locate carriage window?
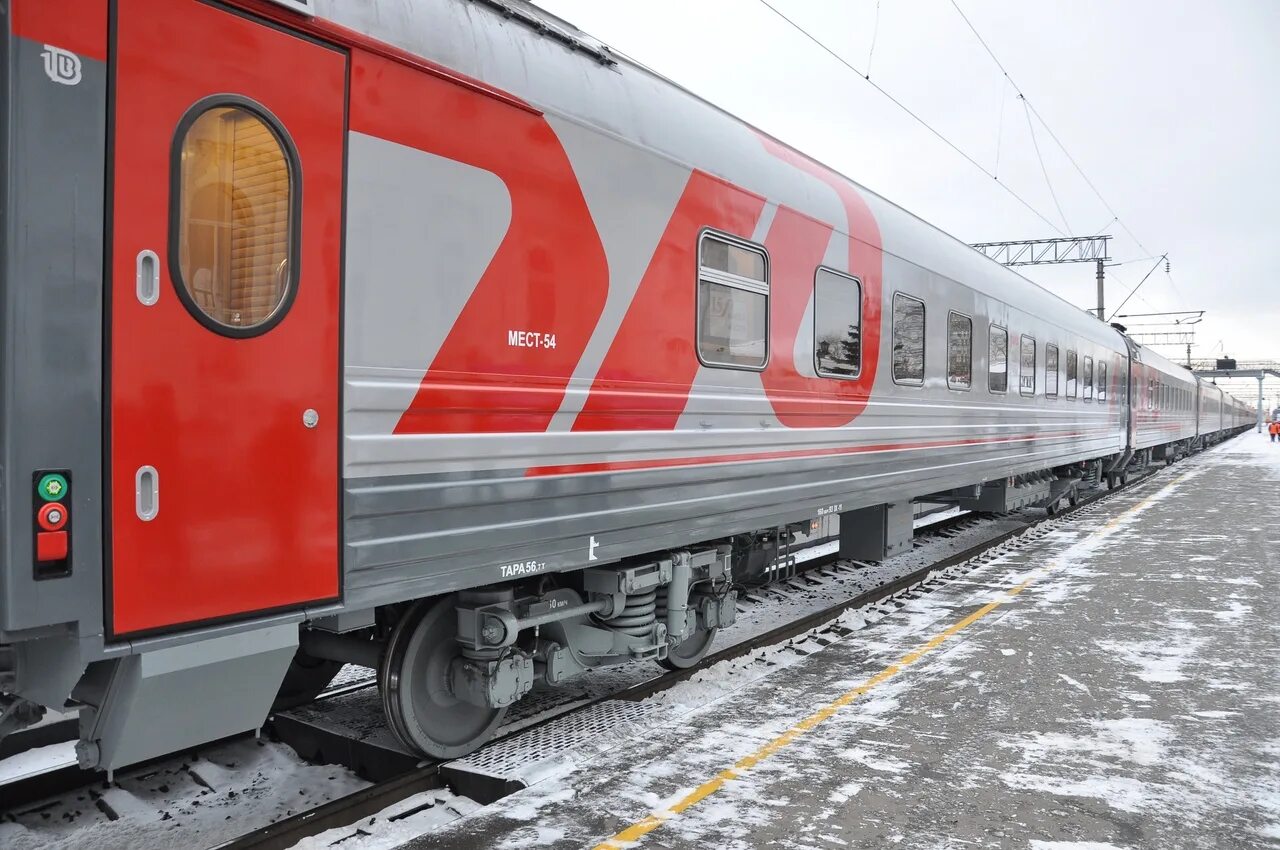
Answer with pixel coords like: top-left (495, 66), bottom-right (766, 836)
top-left (1065, 350), bottom-right (1078, 398)
top-left (988, 325), bottom-right (1008, 393)
top-left (697, 233), bottom-right (768, 369)
top-left (1083, 356), bottom-right (1094, 400)
top-left (946, 312), bottom-right (972, 390)
top-left (1098, 362), bottom-right (1107, 401)
top-left (814, 269), bottom-right (862, 378)
top-left (1045, 344), bottom-right (1059, 398)
top-left (892, 294), bottom-right (925, 385)
top-left (175, 103), bottom-right (297, 334)
top-left (1019, 335), bottom-right (1036, 396)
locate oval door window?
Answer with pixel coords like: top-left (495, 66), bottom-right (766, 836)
top-left (171, 98), bottom-right (300, 336)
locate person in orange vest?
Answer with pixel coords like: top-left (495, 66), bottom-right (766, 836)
top-left (1270, 421), bottom-right (1279, 442)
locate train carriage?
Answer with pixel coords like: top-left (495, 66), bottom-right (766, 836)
top-left (1199, 380), bottom-right (1225, 442)
top-left (1128, 343), bottom-right (1199, 462)
top-left (0, 0), bottom-right (1253, 768)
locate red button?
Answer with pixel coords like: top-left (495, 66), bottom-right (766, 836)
top-left (36, 530), bottom-right (68, 562)
top-left (38, 502), bottom-right (68, 531)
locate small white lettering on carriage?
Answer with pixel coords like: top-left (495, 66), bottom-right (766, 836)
top-left (507, 330), bottom-right (558, 350)
top-left (816, 503), bottom-right (843, 517)
top-left (499, 559), bottom-right (546, 578)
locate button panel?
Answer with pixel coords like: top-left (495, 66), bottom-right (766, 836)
top-left (33, 469), bottom-right (72, 580)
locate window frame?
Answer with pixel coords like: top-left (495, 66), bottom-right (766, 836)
top-left (945, 310), bottom-right (973, 391)
top-left (1018, 334), bottom-right (1036, 397)
top-left (988, 324), bottom-right (1009, 394)
top-left (1098, 361), bottom-right (1107, 402)
top-left (812, 266), bottom-right (863, 380)
top-left (168, 94), bottom-right (303, 339)
top-left (1045, 343), bottom-right (1059, 398)
top-left (694, 228), bottom-right (771, 372)
top-left (1083, 355), bottom-right (1094, 401)
top-left (1065, 349), bottom-right (1078, 399)
top-left (890, 292), bottom-right (927, 387)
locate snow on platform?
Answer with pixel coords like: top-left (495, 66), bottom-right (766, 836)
top-left (385, 434), bottom-right (1280, 850)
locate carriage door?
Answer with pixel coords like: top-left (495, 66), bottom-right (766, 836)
top-left (109, 0), bottom-right (346, 635)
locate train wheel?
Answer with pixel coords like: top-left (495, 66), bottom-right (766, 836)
top-left (380, 595), bottom-right (507, 759)
top-left (658, 627), bottom-right (718, 671)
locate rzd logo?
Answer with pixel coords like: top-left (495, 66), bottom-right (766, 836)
top-left (41, 45), bottom-right (82, 86)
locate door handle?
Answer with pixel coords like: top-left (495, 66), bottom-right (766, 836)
top-left (135, 465), bottom-right (159, 521)
top-left (136, 249), bottom-right (160, 306)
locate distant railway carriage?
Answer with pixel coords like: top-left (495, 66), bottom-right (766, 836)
top-left (0, 0), bottom-right (1254, 768)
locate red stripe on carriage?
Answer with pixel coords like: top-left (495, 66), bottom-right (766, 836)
top-left (757, 133), bottom-right (884, 427)
top-left (571, 170), bottom-right (767, 432)
top-left (12, 0), bottom-right (108, 61)
top-left (352, 52), bottom-right (611, 435)
top-left (526, 430), bottom-right (1094, 477)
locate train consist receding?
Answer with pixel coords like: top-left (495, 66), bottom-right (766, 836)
top-left (0, 0), bottom-right (1254, 768)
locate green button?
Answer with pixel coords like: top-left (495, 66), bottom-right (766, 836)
top-left (38, 473), bottom-right (68, 502)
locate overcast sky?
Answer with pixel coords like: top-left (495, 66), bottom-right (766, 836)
top-left (537, 0), bottom-right (1279, 368)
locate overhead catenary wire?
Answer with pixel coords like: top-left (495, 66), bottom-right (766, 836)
top-left (947, 0), bottom-right (1162, 264)
top-left (993, 78), bottom-right (1008, 179)
top-left (1108, 254), bottom-right (1168, 321)
top-left (1021, 97), bottom-right (1071, 233)
top-left (865, 0), bottom-right (882, 78)
top-left (755, 0), bottom-right (1066, 237)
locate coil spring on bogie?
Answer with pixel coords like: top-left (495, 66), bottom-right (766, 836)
top-left (602, 588), bottom-right (657, 637)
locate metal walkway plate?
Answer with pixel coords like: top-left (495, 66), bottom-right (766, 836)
top-left (442, 699), bottom-right (667, 804)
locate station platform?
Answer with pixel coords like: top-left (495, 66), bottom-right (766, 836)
top-left (396, 433), bottom-right (1280, 850)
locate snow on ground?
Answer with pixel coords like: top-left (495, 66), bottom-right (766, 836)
top-left (0, 739), bottom-right (369, 850)
top-left (0, 741), bottom-right (75, 785)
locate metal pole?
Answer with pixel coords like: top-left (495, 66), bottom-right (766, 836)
top-left (1095, 259), bottom-right (1105, 320)
top-left (1258, 375), bottom-right (1264, 433)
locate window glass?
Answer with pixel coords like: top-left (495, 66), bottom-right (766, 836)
top-left (946, 312), bottom-right (972, 389)
top-left (989, 326), bottom-right (1008, 393)
top-left (892, 294), bottom-right (925, 385)
top-left (1045, 344), bottom-right (1059, 397)
top-left (814, 269), bottom-right (861, 377)
top-left (1083, 356), bottom-right (1094, 400)
top-left (1098, 362), bottom-right (1107, 401)
top-left (697, 234), bottom-right (768, 369)
top-left (176, 105), bottom-right (295, 331)
top-left (701, 237), bottom-right (767, 280)
top-left (1066, 350), bottom-right (1078, 398)
top-left (1019, 335), bottom-right (1036, 396)
top-left (698, 282), bottom-right (767, 368)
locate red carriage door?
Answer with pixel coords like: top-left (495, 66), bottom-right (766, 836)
top-left (109, 0), bottom-right (346, 635)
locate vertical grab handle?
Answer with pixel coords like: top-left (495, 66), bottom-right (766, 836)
top-left (136, 465), bottom-right (159, 521)
top-left (136, 250), bottom-right (160, 306)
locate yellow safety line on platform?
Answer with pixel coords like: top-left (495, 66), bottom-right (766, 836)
top-left (592, 472), bottom-right (1188, 850)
